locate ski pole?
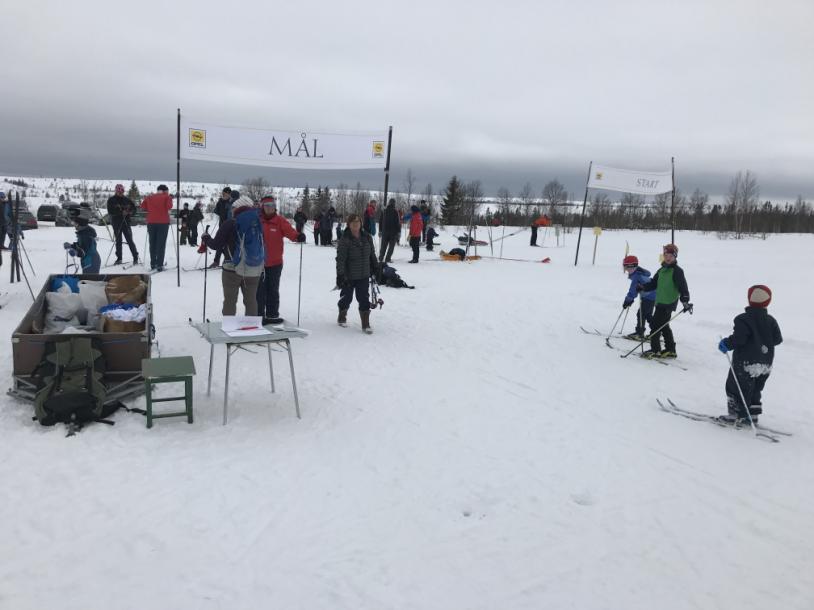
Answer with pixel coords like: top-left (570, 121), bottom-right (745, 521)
top-left (722, 346), bottom-right (760, 438)
top-left (619, 307), bottom-right (629, 335)
top-left (620, 309), bottom-right (687, 358)
top-left (202, 224), bottom-right (209, 323)
top-left (297, 240), bottom-right (303, 326)
top-left (605, 308), bottom-right (626, 345)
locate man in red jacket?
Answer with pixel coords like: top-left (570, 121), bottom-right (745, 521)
top-left (256, 195), bottom-right (301, 324)
top-left (405, 204), bottom-right (424, 263)
top-left (140, 184), bottom-right (173, 271)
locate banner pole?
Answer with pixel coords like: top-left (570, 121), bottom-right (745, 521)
top-left (670, 156), bottom-right (676, 244)
top-left (574, 161), bottom-right (592, 266)
top-left (176, 108), bottom-right (182, 288)
top-left (381, 126), bottom-right (393, 239)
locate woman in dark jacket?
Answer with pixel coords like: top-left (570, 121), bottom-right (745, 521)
top-left (335, 214), bottom-right (378, 333)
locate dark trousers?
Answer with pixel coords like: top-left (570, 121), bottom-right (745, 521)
top-left (636, 299), bottom-right (656, 336)
top-left (189, 224), bottom-right (198, 246)
top-left (213, 217), bottom-right (227, 263)
top-left (0, 223), bottom-right (6, 249)
top-left (409, 236), bottom-right (420, 262)
top-left (726, 368), bottom-right (769, 418)
top-left (295, 222), bottom-right (305, 233)
top-left (321, 230), bottom-right (333, 246)
top-left (112, 217), bottom-right (138, 260)
top-left (314, 229), bottom-right (320, 245)
top-left (180, 225), bottom-right (189, 245)
top-left (338, 278), bottom-right (370, 312)
top-left (256, 264), bottom-right (283, 318)
top-left (82, 251), bottom-right (101, 274)
top-left (530, 226), bottom-right (538, 246)
top-left (147, 223), bottom-right (169, 270)
top-left (650, 303), bottom-right (676, 352)
top-left (379, 235), bottom-right (397, 262)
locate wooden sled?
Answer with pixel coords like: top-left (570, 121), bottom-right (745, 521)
top-left (439, 250), bottom-right (482, 262)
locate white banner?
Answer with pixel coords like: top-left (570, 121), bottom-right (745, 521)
top-left (180, 118), bottom-right (389, 170)
top-left (587, 163), bottom-right (673, 195)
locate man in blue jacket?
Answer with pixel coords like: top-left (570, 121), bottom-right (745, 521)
top-left (622, 255), bottom-right (655, 340)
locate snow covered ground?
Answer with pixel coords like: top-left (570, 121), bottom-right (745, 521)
top-left (1, 216), bottom-right (812, 610)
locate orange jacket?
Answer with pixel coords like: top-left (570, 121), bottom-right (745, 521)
top-left (141, 192), bottom-right (173, 224)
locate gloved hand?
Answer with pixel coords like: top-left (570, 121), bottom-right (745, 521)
top-left (336, 274), bottom-right (347, 289)
top-left (68, 248), bottom-right (78, 258)
top-left (682, 301), bottom-right (693, 314)
top-left (197, 241), bottom-right (207, 254)
top-left (296, 232), bottom-right (306, 243)
top-left (623, 298), bottom-right (633, 309)
top-left (718, 338), bottom-right (729, 353)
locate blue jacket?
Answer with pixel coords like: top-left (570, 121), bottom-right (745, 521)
top-left (626, 267), bottom-right (655, 302)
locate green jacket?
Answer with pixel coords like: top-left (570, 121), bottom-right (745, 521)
top-left (642, 261), bottom-right (690, 307)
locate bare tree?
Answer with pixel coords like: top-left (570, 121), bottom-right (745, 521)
top-left (519, 181), bottom-right (534, 220)
top-left (497, 186), bottom-right (512, 223)
top-left (242, 177), bottom-right (271, 202)
top-left (726, 170), bottom-right (760, 238)
top-left (542, 179), bottom-right (567, 217)
top-left (402, 169), bottom-right (416, 207)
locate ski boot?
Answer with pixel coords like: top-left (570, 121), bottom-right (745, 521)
top-left (624, 332), bottom-right (646, 341)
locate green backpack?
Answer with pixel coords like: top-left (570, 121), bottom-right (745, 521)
top-left (34, 337), bottom-right (115, 433)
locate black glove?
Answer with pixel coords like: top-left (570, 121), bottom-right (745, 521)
top-left (682, 301), bottom-right (693, 314)
top-left (336, 274), bottom-right (347, 289)
top-left (623, 298), bottom-right (633, 309)
top-left (63, 242), bottom-right (71, 250)
top-left (296, 232), bottom-right (306, 243)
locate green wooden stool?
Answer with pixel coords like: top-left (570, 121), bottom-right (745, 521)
top-left (141, 356), bottom-right (196, 428)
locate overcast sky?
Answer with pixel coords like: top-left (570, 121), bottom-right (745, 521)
top-left (3, 0), bottom-right (813, 200)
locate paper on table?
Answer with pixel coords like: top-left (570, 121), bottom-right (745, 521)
top-left (221, 315), bottom-right (273, 337)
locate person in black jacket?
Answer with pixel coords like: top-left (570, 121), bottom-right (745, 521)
top-left (293, 206), bottom-right (307, 233)
top-left (188, 202), bottom-right (204, 246)
top-left (178, 202), bottom-right (191, 245)
top-left (336, 214), bottom-right (378, 333)
top-left (210, 187), bottom-right (233, 267)
top-left (378, 198), bottom-right (401, 263)
top-left (718, 285), bottom-right (782, 422)
top-left (106, 184), bottom-right (139, 265)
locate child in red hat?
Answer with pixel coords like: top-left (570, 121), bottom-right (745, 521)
top-left (717, 285), bottom-right (783, 422)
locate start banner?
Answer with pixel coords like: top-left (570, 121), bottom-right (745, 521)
top-left (587, 163), bottom-right (673, 195)
top-left (180, 118), bottom-right (389, 170)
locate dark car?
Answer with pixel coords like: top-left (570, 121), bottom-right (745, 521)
top-left (37, 204), bottom-right (59, 221)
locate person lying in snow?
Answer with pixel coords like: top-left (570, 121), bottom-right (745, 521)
top-left (717, 285), bottom-right (782, 424)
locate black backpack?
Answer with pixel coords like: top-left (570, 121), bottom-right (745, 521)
top-left (378, 264), bottom-right (414, 289)
top-left (33, 338), bottom-right (120, 434)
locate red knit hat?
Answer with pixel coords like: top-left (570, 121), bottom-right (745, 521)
top-left (622, 255), bottom-right (638, 268)
top-left (748, 285), bottom-right (772, 308)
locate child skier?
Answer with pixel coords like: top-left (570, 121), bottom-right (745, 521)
top-left (637, 243), bottom-right (692, 358)
top-left (717, 285), bottom-right (782, 423)
top-left (64, 214), bottom-right (100, 274)
top-left (621, 255), bottom-right (655, 341)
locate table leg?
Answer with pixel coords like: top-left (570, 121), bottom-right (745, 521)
top-left (267, 343), bottom-right (275, 394)
top-left (223, 345), bottom-right (232, 425)
top-left (207, 343), bottom-right (214, 396)
top-left (286, 339), bottom-right (301, 419)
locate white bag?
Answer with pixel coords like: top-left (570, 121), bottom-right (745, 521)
top-left (44, 291), bottom-right (84, 334)
top-left (79, 280), bottom-right (108, 329)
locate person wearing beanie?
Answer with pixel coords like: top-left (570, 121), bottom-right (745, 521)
top-left (202, 195), bottom-right (264, 316)
top-left (140, 184), bottom-right (173, 272)
top-left (106, 183), bottom-right (140, 265)
top-left (64, 215), bottom-right (100, 273)
top-left (255, 195), bottom-right (300, 324)
top-left (622, 255), bottom-right (656, 341)
top-left (717, 285), bottom-right (783, 422)
top-left (378, 198), bottom-right (400, 263)
top-left (637, 243), bottom-right (692, 358)
top-left (403, 204), bottom-right (424, 263)
top-left (364, 200), bottom-right (378, 237)
top-left (336, 213), bottom-right (378, 333)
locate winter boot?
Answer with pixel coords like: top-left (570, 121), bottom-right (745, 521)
top-left (660, 350), bottom-right (677, 359)
top-left (624, 332), bottom-right (645, 341)
top-left (263, 317), bottom-right (284, 326)
top-left (113, 258), bottom-right (123, 265)
top-left (337, 309), bottom-right (348, 327)
top-left (360, 310), bottom-right (372, 334)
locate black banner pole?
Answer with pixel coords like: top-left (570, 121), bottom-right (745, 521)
top-left (381, 126), bottom-right (393, 237)
top-left (176, 108), bottom-right (182, 288)
top-left (574, 161), bottom-right (593, 266)
top-left (670, 156), bottom-right (676, 244)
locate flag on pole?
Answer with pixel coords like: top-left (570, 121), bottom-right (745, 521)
top-left (180, 118), bottom-right (389, 170)
top-left (587, 164), bottom-right (673, 195)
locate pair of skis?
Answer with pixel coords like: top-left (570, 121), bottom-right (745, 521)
top-left (580, 326), bottom-right (688, 370)
top-left (657, 398), bottom-right (791, 443)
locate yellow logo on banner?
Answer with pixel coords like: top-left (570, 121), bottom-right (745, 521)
top-left (595, 172), bottom-right (603, 180)
top-left (189, 129), bottom-right (206, 149)
top-left (372, 141), bottom-right (385, 158)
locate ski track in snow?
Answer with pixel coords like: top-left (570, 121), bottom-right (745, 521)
top-left (1, 190), bottom-right (813, 610)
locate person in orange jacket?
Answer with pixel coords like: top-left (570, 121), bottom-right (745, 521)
top-left (255, 195), bottom-right (301, 324)
top-left (530, 214), bottom-right (551, 246)
top-left (140, 184), bottom-right (173, 271)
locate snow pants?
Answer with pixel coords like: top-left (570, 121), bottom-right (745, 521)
top-left (636, 298), bottom-right (655, 336)
top-left (338, 278), bottom-right (370, 312)
top-left (726, 367), bottom-right (769, 418)
top-left (379, 235), bottom-right (397, 263)
top-left (650, 303), bottom-right (676, 352)
top-left (147, 223), bottom-right (169, 270)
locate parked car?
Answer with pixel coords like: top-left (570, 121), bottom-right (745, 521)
top-left (17, 210), bottom-right (38, 230)
top-left (37, 204), bottom-right (59, 221)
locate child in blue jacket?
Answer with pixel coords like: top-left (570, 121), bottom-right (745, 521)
top-left (622, 255), bottom-right (655, 340)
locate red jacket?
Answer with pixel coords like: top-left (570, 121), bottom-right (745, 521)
top-left (260, 212), bottom-right (299, 266)
top-left (409, 212), bottom-right (424, 238)
top-left (141, 192), bottom-right (173, 224)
